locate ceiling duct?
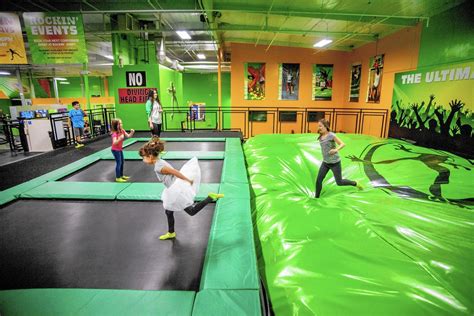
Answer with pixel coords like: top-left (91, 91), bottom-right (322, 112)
top-left (156, 37), bottom-right (184, 71)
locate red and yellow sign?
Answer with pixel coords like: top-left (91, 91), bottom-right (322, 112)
top-left (118, 88), bottom-right (156, 104)
top-left (0, 13), bottom-right (27, 64)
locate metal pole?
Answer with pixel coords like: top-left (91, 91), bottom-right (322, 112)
top-left (52, 69), bottom-right (60, 104)
top-left (15, 68), bottom-right (26, 106)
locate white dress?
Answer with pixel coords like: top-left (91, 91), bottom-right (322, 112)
top-left (161, 157), bottom-right (201, 212)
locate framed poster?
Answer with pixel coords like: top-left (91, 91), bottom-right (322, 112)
top-left (278, 63), bottom-right (300, 100)
top-left (366, 54), bottom-right (384, 103)
top-left (349, 63), bottom-right (362, 102)
top-left (313, 64), bottom-right (333, 101)
top-left (0, 13), bottom-right (27, 64)
top-left (244, 63), bottom-right (265, 100)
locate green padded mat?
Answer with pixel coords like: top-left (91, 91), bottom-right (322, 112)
top-left (0, 289), bottom-right (195, 316)
top-left (245, 133), bottom-right (474, 315)
top-left (192, 289), bottom-right (261, 316)
top-left (200, 198), bottom-right (259, 290)
top-left (20, 181), bottom-right (130, 200)
top-left (117, 183), bottom-right (220, 201)
top-left (101, 151), bottom-right (225, 160)
top-left (221, 157), bottom-right (248, 183)
top-left (219, 183), bottom-right (250, 199)
top-left (130, 137), bottom-right (226, 142)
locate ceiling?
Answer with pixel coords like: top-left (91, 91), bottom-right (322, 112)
top-left (1, 0), bottom-right (467, 76)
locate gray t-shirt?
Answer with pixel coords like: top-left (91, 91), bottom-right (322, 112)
top-left (154, 159), bottom-right (176, 188)
top-left (151, 100), bottom-right (162, 124)
top-left (319, 132), bottom-right (340, 164)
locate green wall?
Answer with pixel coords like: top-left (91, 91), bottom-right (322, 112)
top-left (112, 64), bottom-right (160, 130)
top-left (0, 99), bottom-right (11, 115)
top-left (159, 65), bottom-right (185, 130)
top-left (418, 1), bottom-right (474, 67)
top-left (182, 72), bottom-right (231, 129)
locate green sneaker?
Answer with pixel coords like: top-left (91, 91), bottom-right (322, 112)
top-left (159, 232), bottom-right (176, 240)
top-left (208, 192), bottom-right (224, 201)
top-left (75, 143), bottom-right (84, 149)
top-left (121, 175), bottom-right (130, 180)
top-left (115, 177), bottom-right (128, 183)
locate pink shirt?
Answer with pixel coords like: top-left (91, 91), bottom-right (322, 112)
top-left (111, 131), bottom-right (124, 151)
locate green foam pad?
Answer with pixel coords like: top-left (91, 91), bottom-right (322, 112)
top-left (245, 133), bottom-right (474, 315)
top-left (117, 183), bottom-right (220, 201)
top-left (219, 183), bottom-right (250, 199)
top-left (200, 198), bottom-right (259, 290)
top-left (221, 157), bottom-right (248, 183)
top-left (101, 151), bottom-right (225, 160)
top-left (133, 137), bottom-right (226, 142)
top-left (0, 289), bottom-right (195, 316)
top-left (20, 181), bottom-right (129, 200)
top-left (192, 290), bottom-right (261, 316)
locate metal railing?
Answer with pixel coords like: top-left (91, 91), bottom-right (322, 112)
top-left (162, 106), bottom-right (389, 139)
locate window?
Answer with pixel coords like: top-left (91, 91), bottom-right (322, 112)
top-left (279, 111), bottom-right (297, 122)
top-left (307, 111), bottom-right (325, 122)
top-left (249, 111), bottom-right (267, 122)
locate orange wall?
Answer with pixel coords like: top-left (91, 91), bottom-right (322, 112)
top-left (230, 24), bottom-right (422, 137)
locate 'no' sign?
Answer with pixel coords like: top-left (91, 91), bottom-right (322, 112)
top-left (126, 71), bottom-right (147, 87)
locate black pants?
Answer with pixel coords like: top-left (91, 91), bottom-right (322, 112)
top-left (151, 123), bottom-right (162, 137)
top-left (165, 196), bottom-right (213, 233)
top-left (315, 161), bottom-right (356, 198)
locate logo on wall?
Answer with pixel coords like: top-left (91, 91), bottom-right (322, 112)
top-left (279, 63), bottom-right (300, 100)
top-left (367, 54), bottom-right (384, 103)
top-left (0, 13), bottom-right (27, 64)
top-left (245, 62), bottom-right (265, 100)
top-left (348, 141), bottom-right (473, 207)
top-left (126, 71), bottom-right (147, 87)
top-left (390, 61), bottom-right (474, 158)
top-left (349, 63), bottom-right (362, 102)
top-left (313, 64), bottom-right (333, 101)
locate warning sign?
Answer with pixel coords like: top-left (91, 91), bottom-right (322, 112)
top-left (118, 87), bottom-right (155, 104)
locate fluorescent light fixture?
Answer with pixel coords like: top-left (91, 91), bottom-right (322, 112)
top-left (196, 53), bottom-right (206, 60)
top-left (176, 31), bottom-right (191, 40)
top-left (0, 71), bottom-right (11, 75)
top-left (59, 81), bottom-right (70, 84)
top-left (313, 39), bottom-right (333, 48)
top-left (104, 55), bottom-right (114, 60)
top-left (54, 77), bottom-right (68, 81)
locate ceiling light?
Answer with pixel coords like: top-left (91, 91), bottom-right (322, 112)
top-left (54, 77), bottom-right (68, 81)
top-left (313, 39), bottom-right (333, 48)
top-left (196, 53), bottom-right (206, 60)
top-left (104, 55), bottom-right (114, 60)
top-left (59, 81), bottom-right (70, 84)
top-left (176, 31), bottom-right (191, 40)
top-left (0, 71), bottom-right (11, 75)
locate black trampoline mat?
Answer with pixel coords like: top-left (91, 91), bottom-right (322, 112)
top-left (60, 159), bottom-right (223, 183)
top-left (124, 141), bottom-right (225, 151)
top-left (0, 199), bottom-right (215, 291)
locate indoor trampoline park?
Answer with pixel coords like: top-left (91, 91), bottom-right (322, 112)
top-left (0, 1), bottom-right (473, 315)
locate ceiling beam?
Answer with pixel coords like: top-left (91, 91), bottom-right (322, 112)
top-left (226, 37), bottom-right (354, 51)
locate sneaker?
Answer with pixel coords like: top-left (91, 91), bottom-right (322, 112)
top-left (356, 182), bottom-right (364, 190)
top-left (208, 192), bottom-right (224, 201)
top-left (159, 232), bottom-right (176, 240)
top-left (115, 177), bottom-right (128, 183)
top-left (75, 143), bottom-right (84, 149)
top-left (121, 176), bottom-right (130, 180)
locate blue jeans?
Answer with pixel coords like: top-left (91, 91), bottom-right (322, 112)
top-left (111, 150), bottom-right (124, 178)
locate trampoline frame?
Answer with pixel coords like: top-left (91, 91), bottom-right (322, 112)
top-left (0, 137), bottom-right (260, 315)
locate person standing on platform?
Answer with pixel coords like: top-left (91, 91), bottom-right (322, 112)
top-left (146, 89), bottom-right (163, 137)
top-left (68, 101), bottom-right (86, 149)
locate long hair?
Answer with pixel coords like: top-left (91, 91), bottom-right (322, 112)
top-left (318, 119), bottom-right (331, 140)
top-left (139, 137), bottom-right (165, 157)
top-left (111, 118), bottom-right (121, 132)
top-left (147, 89), bottom-right (161, 105)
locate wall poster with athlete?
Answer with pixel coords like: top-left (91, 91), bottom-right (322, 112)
top-left (366, 54), bottom-right (384, 103)
top-left (244, 62), bottom-right (265, 100)
top-left (0, 13), bottom-right (27, 64)
top-left (349, 63), bottom-right (362, 102)
top-left (390, 60), bottom-right (474, 158)
top-left (313, 64), bottom-right (333, 101)
top-left (278, 63), bottom-right (300, 100)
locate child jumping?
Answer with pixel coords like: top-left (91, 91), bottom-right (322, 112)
top-left (111, 118), bottom-right (135, 183)
top-left (68, 101), bottom-right (86, 148)
top-left (139, 137), bottom-right (224, 240)
top-left (315, 119), bottom-right (362, 198)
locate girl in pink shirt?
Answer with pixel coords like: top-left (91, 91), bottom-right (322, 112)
top-left (111, 118), bottom-right (135, 182)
